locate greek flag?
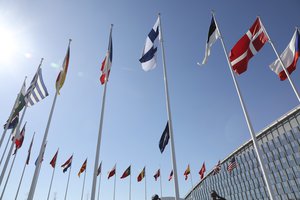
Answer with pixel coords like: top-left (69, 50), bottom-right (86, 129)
top-left (25, 68), bottom-right (49, 106)
top-left (139, 17), bottom-right (160, 71)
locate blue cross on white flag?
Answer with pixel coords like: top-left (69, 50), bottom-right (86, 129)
top-left (139, 17), bottom-right (161, 71)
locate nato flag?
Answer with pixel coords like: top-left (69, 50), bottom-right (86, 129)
top-left (159, 122), bottom-right (169, 153)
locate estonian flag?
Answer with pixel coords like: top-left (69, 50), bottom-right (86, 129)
top-left (201, 16), bottom-right (220, 65)
top-left (159, 122), bottom-right (169, 153)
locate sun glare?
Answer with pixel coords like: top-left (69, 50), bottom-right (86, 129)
top-left (0, 26), bottom-right (18, 63)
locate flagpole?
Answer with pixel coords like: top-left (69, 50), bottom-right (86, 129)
top-left (47, 149), bottom-right (59, 200)
top-left (113, 169), bottom-right (116, 200)
top-left (0, 76), bottom-right (27, 148)
top-left (0, 132), bottom-right (12, 166)
top-left (64, 156), bottom-right (73, 200)
top-left (91, 24), bottom-right (113, 200)
top-left (0, 150), bottom-right (17, 199)
top-left (260, 20), bottom-right (300, 102)
top-left (145, 170), bottom-right (147, 200)
top-left (212, 12), bottom-right (275, 200)
top-left (129, 168), bottom-right (131, 200)
top-left (158, 13), bottom-right (180, 200)
top-left (15, 132), bottom-right (35, 200)
top-left (159, 169), bottom-right (162, 198)
top-left (96, 167), bottom-right (102, 200)
top-left (81, 169), bottom-right (87, 200)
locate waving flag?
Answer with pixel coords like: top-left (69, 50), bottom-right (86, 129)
top-left (13, 122), bottom-right (26, 155)
top-left (227, 157), bottom-right (237, 173)
top-left (108, 164), bottom-right (116, 179)
top-left (137, 167), bottom-right (145, 182)
top-left (78, 159), bottom-right (87, 177)
top-left (168, 170), bottom-right (173, 181)
top-left (199, 162), bottom-right (206, 180)
top-left (159, 122), bottom-right (169, 153)
top-left (100, 27), bottom-right (113, 85)
top-left (154, 169), bottom-right (160, 181)
top-left (50, 149), bottom-right (59, 168)
top-left (184, 164), bottom-right (190, 180)
top-left (25, 68), bottom-right (49, 106)
top-left (56, 40), bottom-right (71, 94)
top-left (120, 165), bottom-right (131, 179)
top-left (97, 162), bottom-right (102, 176)
top-left (3, 113), bottom-right (19, 130)
top-left (139, 17), bottom-right (160, 71)
top-left (61, 155), bottom-right (73, 173)
top-left (229, 17), bottom-right (268, 74)
top-left (269, 29), bottom-right (300, 80)
top-left (26, 134), bottom-right (35, 165)
top-left (213, 160), bottom-right (221, 175)
top-left (201, 16), bottom-right (220, 65)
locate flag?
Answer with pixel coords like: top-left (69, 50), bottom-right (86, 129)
top-left (153, 169), bottom-right (160, 181)
top-left (25, 68), bottom-right (49, 106)
top-left (78, 159), bottom-right (87, 177)
top-left (56, 41), bottom-right (71, 94)
top-left (269, 29), bottom-right (300, 80)
top-left (168, 170), bottom-right (173, 181)
top-left (61, 155), bottom-right (73, 173)
top-left (227, 157), bottom-right (237, 173)
top-left (3, 113), bottom-right (19, 130)
top-left (213, 160), bottom-right (221, 175)
top-left (120, 165), bottom-right (131, 179)
top-left (100, 28), bottom-right (113, 85)
top-left (97, 162), bottom-right (102, 176)
top-left (159, 122), bottom-right (169, 153)
top-left (35, 142), bottom-right (46, 166)
top-left (50, 149), bottom-right (59, 168)
top-left (139, 17), bottom-right (161, 71)
top-left (13, 122), bottom-right (26, 155)
top-left (184, 164), bottom-right (190, 180)
top-left (108, 164), bottom-right (116, 179)
top-left (199, 162), bottom-right (206, 180)
top-left (137, 167), bottom-right (145, 182)
top-left (26, 134), bottom-right (34, 165)
top-left (201, 16), bottom-right (220, 65)
top-left (12, 81), bottom-right (26, 117)
top-left (229, 17), bottom-right (269, 74)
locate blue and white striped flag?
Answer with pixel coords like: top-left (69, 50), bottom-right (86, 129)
top-left (139, 17), bottom-right (161, 71)
top-left (25, 68), bottom-right (49, 106)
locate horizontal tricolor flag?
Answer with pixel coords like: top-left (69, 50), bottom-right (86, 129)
top-left (137, 167), bottom-right (145, 182)
top-left (78, 159), bottom-right (87, 177)
top-left (269, 29), bottom-right (300, 80)
top-left (61, 155), bottom-right (73, 173)
top-left (100, 27), bottom-right (113, 85)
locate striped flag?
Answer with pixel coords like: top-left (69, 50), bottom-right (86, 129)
top-left (198, 162), bottom-right (206, 180)
top-left (26, 134), bottom-right (35, 165)
top-left (25, 68), bottom-right (49, 106)
top-left (213, 160), bottom-right (221, 175)
top-left (120, 165), bottom-right (131, 179)
top-left (153, 169), bottom-right (160, 181)
top-left (50, 149), bottom-right (59, 168)
top-left (139, 17), bottom-right (161, 71)
top-left (159, 122), bottom-right (169, 153)
top-left (227, 157), bottom-right (237, 173)
top-left (56, 40), bottom-right (71, 94)
top-left (137, 167), bottom-right (145, 182)
top-left (61, 155), bottom-right (73, 173)
top-left (100, 27), bottom-right (113, 85)
top-left (78, 159), bottom-right (87, 177)
top-left (168, 170), bottom-right (173, 181)
top-left (13, 122), bottom-right (26, 155)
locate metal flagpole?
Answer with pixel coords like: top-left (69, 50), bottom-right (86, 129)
top-left (96, 167), bottom-right (102, 200)
top-left (81, 169), bottom-right (87, 200)
top-left (129, 168), bottom-right (131, 200)
top-left (212, 12), bottom-right (275, 200)
top-left (47, 149), bottom-right (58, 200)
top-left (113, 168), bottom-right (116, 200)
top-left (159, 171), bottom-right (162, 198)
top-left (64, 157), bottom-right (73, 200)
top-left (0, 76), bottom-right (27, 148)
top-left (158, 13), bottom-right (180, 200)
top-left (91, 24), bottom-right (113, 200)
top-left (0, 150), bottom-right (17, 199)
top-left (0, 132), bottom-right (12, 166)
top-left (15, 132), bottom-right (35, 200)
top-left (145, 170), bottom-right (147, 200)
top-left (260, 20), bottom-right (300, 102)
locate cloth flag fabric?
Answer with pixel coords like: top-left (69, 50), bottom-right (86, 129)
top-left (25, 68), bottom-right (49, 106)
top-left (137, 167), bottom-right (145, 182)
top-left (227, 157), bottom-right (237, 173)
top-left (78, 159), bottom-right (87, 177)
top-left (120, 165), bottom-right (131, 179)
top-left (12, 81), bottom-right (26, 117)
top-left (269, 29), bottom-right (300, 80)
top-left (3, 113), bottom-right (19, 130)
top-left (213, 160), bottom-right (221, 175)
top-left (26, 134), bottom-right (34, 165)
top-left (100, 28), bottom-right (113, 85)
top-left (153, 169), bottom-right (160, 181)
top-left (97, 162), bottom-right (102, 176)
top-left (56, 41), bottom-right (71, 94)
top-left (168, 170), bottom-right (173, 181)
top-left (199, 162), bottom-right (206, 180)
top-left (108, 164), bottom-right (116, 179)
top-left (13, 122), bottom-right (26, 155)
top-left (139, 17), bottom-right (161, 71)
top-left (201, 16), bottom-right (220, 65)
top-left (184, 164), bottom-right (190, 181)
top-left (34, 143), bottom-right (47, 166)
top-left (50, 150), bottom-right (59, 168)
top-left (229, 17), bottom-right (269, 74)
top-left (61, 155), bottom-right (73, 173)
top-left (159, 122), bottom-right (169, 153)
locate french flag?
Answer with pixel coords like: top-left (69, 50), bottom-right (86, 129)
top-left (100, 26), bottom-right (113, 85)
top-left (269, 29), bottom-right (300, 81)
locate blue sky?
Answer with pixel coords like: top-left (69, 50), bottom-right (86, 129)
top-left (0, 0), bottom-right (300, 199)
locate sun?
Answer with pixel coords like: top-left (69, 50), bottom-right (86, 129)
top-left (0, 26), bottom-right (18, 63)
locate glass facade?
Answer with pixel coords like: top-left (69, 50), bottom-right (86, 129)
top-left (185, 107), bottom-right (300, 200)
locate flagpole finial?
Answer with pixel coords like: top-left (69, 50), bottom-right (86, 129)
top-left (211, 10), bottom-right (215, 15)
top-left (68, 39), bottom-right (72, 44)
top-left (111, 24), bottom-right (113, 27)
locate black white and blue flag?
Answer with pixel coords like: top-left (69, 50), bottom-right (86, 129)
top-left (159, 122), bottom-right (169, 153)
top-left (25, 68), bottom-right (49, 106)
top-left (139, 17), bottom-right (160, 71)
